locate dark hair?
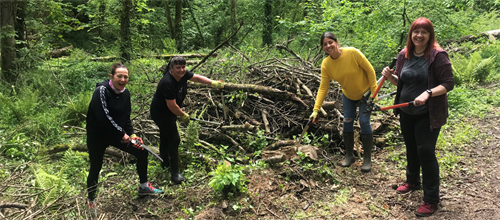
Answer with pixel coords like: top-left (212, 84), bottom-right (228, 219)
top-left (110, 63), bottom-right (128, 76)
top-left (320, 32), bottom-right (337, 45)
top-left (163, 56), bottom-right (187, 76)
top-left (405, 17), bottom-right (442, 59)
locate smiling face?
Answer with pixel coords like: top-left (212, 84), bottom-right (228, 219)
top-left (110, 67), bottom-right (129, 91)
top-left (322, 37), bottom-right (339, 57)
top-left (411, 28), bottom-right (430, 51)
top-left (170, 64), bottom-right (186, 80)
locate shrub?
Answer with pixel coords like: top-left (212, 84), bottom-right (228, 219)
top-left (209, 162), bottom-right (248, 197)
top-left (451, 52), bottom-right (496, 86)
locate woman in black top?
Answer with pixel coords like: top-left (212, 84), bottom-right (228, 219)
top-left (381, 18), bottom-right (454, 217)
top-left (150, 56), bottom-right (223, 184)
top-left (86, 63), bottom-right (161, 211)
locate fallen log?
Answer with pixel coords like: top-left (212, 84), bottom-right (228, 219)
top-left (442, 29), bottom-right (500, 45)
top-left (220, 122), bottom-right (258, 132)
top-left (222, 82), bottom-right (309, 108)
top-left (49, 45), bottom-right (73, 58)
top-left (262, 140), bottom-right (296, 151)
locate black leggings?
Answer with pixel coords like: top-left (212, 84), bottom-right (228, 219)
top-left (399, 111), bottom-right (441, 203)
top-left (152, 116), bottom-right (180, 168)
top-left (86, 134), bottom-right (149, 200)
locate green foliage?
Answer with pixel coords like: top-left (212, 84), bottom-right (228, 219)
top-left (63, 91), bottom-right (92, 126)
top-left (479, 41), bottom-right (500, 74)
top-left (451, 52), bottom-right (496, 86)
top-left (447, 85), bottom-right (500, 118)
top-left (437, 121), bottom-right (480, 151)
top-left (209, 162), bottom-right (248, 196)
top-left (225, 91), bottom-right (248, 107)
top-left (34, 166), bottom-right (71, 206)
top-left (295, 132), bottom-right (330, 147)
top-left (183, 119), bottom-right (201, 149)
top-left (437, 151), bottom-right (463, 171)
top-left (247, 129), bottom-right (268, 150)
top-left (0, 87), bottom-right (40, 123)
top-left (0, 133), bottom-right (38, 162)
top-left (61, 149), bottom-right (89, 187)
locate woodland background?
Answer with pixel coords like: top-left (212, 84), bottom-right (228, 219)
top-left (1, 0), bottom-right (500, 219)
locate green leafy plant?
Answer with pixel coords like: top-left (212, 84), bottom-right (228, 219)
top-left (451, 52), bottom-right (496, 86)
top-left (209, 162), bottom-right (248, 197)
top-left (248, 129), bottom-right (268, 150)
top-left (225, 90), bottom-right (248, 107)
top-left (61, 149), bottom-right (89, 187)
top-left (0, 133), bottom-right (37, 161)
top-left (63, 91), bottom-right (92, 126)
top-left (438, 152), bottom-right (463, 171)
top-left (34, 166), bottom-right (71, 206)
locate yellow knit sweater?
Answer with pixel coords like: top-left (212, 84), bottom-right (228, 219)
top-left (313, 47), bottom-right (377, 111)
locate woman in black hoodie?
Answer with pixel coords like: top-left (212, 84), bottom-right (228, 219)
top-left (86, 63), bottom-right (161, 212)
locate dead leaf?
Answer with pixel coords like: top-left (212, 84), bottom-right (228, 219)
top-left (300, 179), bottom-right (309, 188)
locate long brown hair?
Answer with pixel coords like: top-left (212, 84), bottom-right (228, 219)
top-left (405, 17), bottom-right (442, 59)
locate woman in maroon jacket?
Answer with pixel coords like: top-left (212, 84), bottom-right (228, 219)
top-left (381, 17), bottom-right (454, 217)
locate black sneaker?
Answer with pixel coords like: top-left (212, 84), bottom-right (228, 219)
top-left (138, 182), bottom-right (162, 197)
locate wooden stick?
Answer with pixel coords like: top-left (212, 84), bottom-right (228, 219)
top-left (0, 203), bottom-right (28, 209)
top-left (262, 109), bottom-right (270, 133)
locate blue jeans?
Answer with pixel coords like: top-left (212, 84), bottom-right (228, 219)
top-left (342, 93), bottom-right (372, 134)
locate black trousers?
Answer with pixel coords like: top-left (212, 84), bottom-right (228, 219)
top-left (399, 111), bottom-right (441, 203)
top-left (151, 115), bottom-right (180, 168)
top-left (86, 134), bottom-right (149, 200)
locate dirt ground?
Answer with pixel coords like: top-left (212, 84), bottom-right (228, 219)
top-left (193, 116), bottom-right (500, 219)
top-left (86, 113), bottom-right (500, 220)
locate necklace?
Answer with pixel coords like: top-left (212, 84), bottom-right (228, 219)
top-left (414, 50), bottom-right (424, 56)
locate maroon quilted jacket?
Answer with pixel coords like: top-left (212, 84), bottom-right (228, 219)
top-left (393, 48), bottom-right (455, 129)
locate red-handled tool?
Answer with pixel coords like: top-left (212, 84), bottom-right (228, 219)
top-left (363, 58), bottom-right (397, 114)
top-left (372, 58), bottom-right (397, 99)
top-left (378, 101), bottom-right (414, 111)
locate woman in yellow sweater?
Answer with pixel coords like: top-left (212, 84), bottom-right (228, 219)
top-left (309, 32), bottom-right (377, 172)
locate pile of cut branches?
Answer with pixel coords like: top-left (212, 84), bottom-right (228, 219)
top-left (132, 42), bottom-right (398, 164)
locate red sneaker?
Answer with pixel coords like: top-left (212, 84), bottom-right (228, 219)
top-left (415, 202), bottom-right (438, 217)
top-left (396, 182), bottom-right (421, 194)
top-left (87, 200), bottom-right (97, 217)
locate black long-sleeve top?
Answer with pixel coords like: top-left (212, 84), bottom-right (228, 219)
top-left (86, 79), bottom-right (134, 140)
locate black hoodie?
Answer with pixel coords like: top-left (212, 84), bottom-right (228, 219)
top-left (86, 79), bottom-right (134, 141)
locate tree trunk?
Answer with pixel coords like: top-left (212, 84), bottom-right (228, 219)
top-left (263, 0), bottom-right (273, 46)
top-left (164, 0), bottom-right (183, 52)
top-left (120, 0), bottom-right (132, 63)
top-left (230, 0), bottom-right (238, 45)
top-left (188, 1), bottom-right (204, 48)
top-left (230, 0), bottom-right (237, 29)
top-left (97, 1), bottom-right (105, 40)
top-left (1, 0), bottom-right (17, 83)
top-left (15, 0), bottom-right (26, 50)
top-left (164, 1), bottom-right (175, 38)
top-left (174, 0), bottom-right (183, 52)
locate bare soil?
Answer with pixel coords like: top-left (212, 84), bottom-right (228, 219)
top-left (86, 111), bottom-right (500, 220)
